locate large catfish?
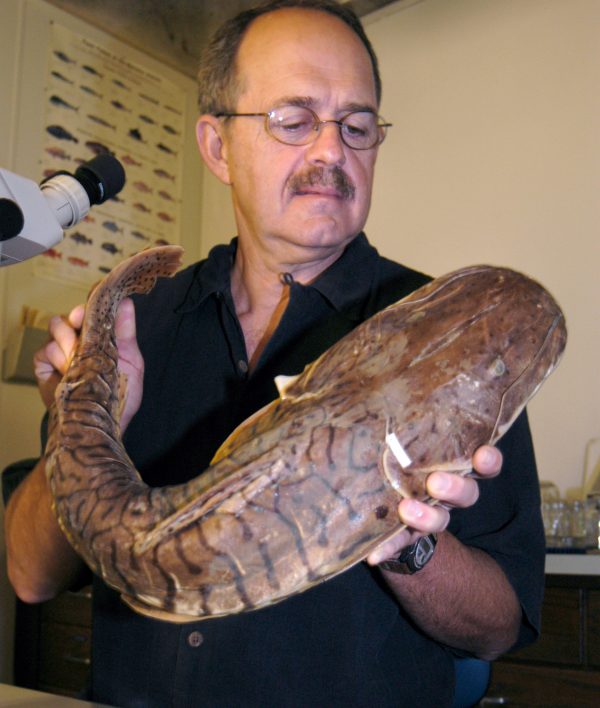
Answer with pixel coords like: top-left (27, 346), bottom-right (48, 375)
top-left (45, 245), bottom-right (566, 622)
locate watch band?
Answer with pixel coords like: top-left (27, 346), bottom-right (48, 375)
top-left (379, 533), bottom-right (438, 575)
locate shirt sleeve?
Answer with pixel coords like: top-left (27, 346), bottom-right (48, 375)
top-left (447, 410), bottom-right (545, 652)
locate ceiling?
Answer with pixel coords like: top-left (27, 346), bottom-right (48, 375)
top-left (44, 0), bottom-right (410, 78)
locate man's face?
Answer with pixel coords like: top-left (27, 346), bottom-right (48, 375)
top-left (221, 8), bottom-right (380, 262)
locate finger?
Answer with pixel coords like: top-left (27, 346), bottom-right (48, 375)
top-left (33, 340), bottom-right (65, 409)
top-left (42, 339), bottom-right (71, 376)
top-left (366, 527), bottom-right (412, 565)
top-left (427, 471), bottom-right (480, 509)
top-left (33, 346), bottom-right (59, 383)
top-left (67, 304), bottom-right (85, 330)
top-left (399, 497), bottom-right (451, 533)
top-left (472, 445), bottom-right (503, 478)
top-left (48, 315), bottom-right (78, 366)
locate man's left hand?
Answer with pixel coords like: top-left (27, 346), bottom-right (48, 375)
top-left (367, 445), bottom-right (503, 565)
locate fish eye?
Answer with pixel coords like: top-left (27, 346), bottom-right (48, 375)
top-left (489, 357), bottom-right (507, 377)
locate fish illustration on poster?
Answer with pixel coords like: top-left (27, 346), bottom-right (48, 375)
top-left (35, 22), bottom-right (186, 286)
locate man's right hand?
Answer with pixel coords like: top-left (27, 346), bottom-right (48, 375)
top-left (33, 297), bottom-right (144, 432)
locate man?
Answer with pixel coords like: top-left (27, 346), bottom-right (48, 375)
top-left (5, 1), bottom-right (544, 706)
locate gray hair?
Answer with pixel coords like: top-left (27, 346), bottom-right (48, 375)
top-left (197, 0), bottom-right (382, 114)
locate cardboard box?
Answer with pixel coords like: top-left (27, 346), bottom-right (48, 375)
top-left (3, 325), bottom-right (48, 384)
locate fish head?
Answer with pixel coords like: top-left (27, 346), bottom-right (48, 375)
top-left (465, 267), bottom-right (567, 441)
top-left (373, 266), bottom-right (567, 494)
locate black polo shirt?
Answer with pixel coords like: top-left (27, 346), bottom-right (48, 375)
top-left (89, 233), bottom-right (544, 707)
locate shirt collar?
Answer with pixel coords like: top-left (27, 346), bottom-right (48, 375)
top-left (174, 239), bottom-right (237, 313)
top-left (307, 232), bottom-right (380, 320)
top-left (176, 232), bottom-right (380, 320)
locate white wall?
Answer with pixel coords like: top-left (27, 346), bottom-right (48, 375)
top-left (0, 0), bottom-right (28, 684)
top-left (0, 0), bottom-right (203, 683)
top-left (363, 0), bottom-right (599, 496)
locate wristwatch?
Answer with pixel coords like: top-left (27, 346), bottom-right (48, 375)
top-left (379, 534), bottom-right (437, 574)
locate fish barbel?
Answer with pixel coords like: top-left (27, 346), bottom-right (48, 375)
top-left (45, 246), bottom-right (567, 622)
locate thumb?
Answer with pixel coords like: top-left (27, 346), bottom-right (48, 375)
top-left (113, 297), bottom-right (144, 432)
top-left (115, 298), bottom-right (136, 343)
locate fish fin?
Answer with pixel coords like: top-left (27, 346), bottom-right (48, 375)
top-left (274, 373), bottom-right (300, 398)
top-left (133, 461), bottom-right (261, 556)
top-left (121, 594), bottom-right (200, 623)
top-left (210, 372), bottom-right (300, 464)
top-left (210, 398), bottom-right (280, 464)
top-left (134, 449), bottom-right (289, 558)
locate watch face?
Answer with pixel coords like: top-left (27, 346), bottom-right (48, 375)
top-left (379, 534), bottom-right (437, 575)
top-left (412, 534), bottom-right (437, 570)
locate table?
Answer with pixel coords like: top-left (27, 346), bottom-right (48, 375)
top-left (0, 683), bottom-right (112, 707)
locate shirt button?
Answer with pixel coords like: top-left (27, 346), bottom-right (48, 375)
top-left (187, 631), bottom-right (204, 648)
top-left (238, 359), bottom-right (248, 373)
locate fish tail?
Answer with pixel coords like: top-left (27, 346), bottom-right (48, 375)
top-left (47, 246), bottom-right (184, 567)
top-left (84, 245), bottom-right (183, 334)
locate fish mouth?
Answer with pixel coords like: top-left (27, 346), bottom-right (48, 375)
top-left (288, 166), bottom-right (355, 201)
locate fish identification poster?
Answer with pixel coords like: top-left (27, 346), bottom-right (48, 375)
top-left (35, 22), bottom-right (186, 286)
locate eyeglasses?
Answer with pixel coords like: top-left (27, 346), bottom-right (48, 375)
top-left (215, 105), bottom-right (392, 150)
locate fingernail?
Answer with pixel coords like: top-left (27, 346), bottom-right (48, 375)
top-left (480, 447), bottom-right (495, 465)
top-left (429, 474), bottom-right (449, 495)
top-left (369, 551), bottom-right (382, 565)
top-left (404, 499), bottom-right (424, 520)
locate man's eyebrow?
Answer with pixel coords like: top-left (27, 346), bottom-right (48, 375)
top-left (274, 96), bottom-right (315, 108)
top-left (273, 96), bottom-right (378, 115)
top-left (342, 101), bottom-right (378, 115)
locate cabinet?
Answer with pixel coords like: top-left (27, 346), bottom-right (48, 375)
top-left (484, 573), bottom-right (600, 706)
top-left (11, 569), bottom-right (600, 703)
top-left (14, 586), bottom-right (92, 698)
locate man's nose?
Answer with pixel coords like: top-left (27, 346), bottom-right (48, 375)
top-left (305, 120), bottom-right (346, 166)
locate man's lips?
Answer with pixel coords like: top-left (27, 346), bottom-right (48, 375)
top-left (293, 186), bottom-right (344, 198)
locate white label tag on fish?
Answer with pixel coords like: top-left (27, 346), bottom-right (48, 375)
top-left (385, 431), bottom-right (412, 468)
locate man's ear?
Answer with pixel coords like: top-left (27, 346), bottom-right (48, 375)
top-left (196, 115), bottom-right (231, 185)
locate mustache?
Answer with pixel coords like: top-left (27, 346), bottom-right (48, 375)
top-left (288, 166), bottom-right (355, 200)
